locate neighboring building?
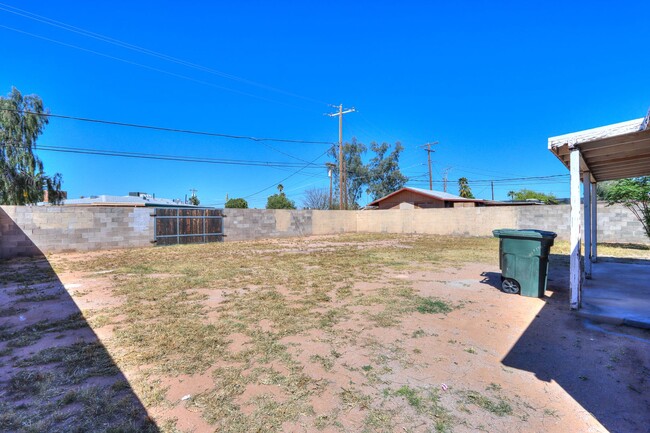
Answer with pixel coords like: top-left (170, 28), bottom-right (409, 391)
top-left (368, 187), bottom-right (487, 209)
top-left (61, 192), bottom-right (198, 208)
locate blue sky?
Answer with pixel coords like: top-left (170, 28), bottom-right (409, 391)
top-left (1, 1), bottom-right (648, 208)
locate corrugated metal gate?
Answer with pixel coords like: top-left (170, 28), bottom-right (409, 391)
top-left (153, 208), bottom-right (224, 246)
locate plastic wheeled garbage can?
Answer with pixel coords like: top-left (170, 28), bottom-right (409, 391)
top-left (492, 229), bottom-right (557, 298)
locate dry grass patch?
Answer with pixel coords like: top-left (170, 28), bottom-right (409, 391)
top-left (26, 233), bottom-right (649, 432)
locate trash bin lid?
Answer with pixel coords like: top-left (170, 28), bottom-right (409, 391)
top-left (492, 229), bottom-right (557, 239)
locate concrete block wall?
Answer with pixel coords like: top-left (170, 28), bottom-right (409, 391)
top-left (516, 204), bottom-right (649, 244)
top-left (356, 207), bottom-right (518, 237)
top-left (223, 209), bottom-right (313, 241)
top-left (0, 206), bottom-right (154, 258)
top-left (1, 203), bottom-right (647, 259)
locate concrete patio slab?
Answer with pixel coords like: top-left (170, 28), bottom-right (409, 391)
top-left (579, 259), bottom-right (650, 329)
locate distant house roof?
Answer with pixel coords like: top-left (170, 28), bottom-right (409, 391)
top-left (62, 194), bottom-right (198, 208)
top-left (368, 187), bottom-right (483, 206)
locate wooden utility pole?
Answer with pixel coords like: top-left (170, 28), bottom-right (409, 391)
top-left (442, 167), bottom-right (451, 192)
top-left (420, 141), bottom-right (439, 190)
top-left (491, 181), bottom-right (494, 200)
top-left (327, 104), bottom-right (355, 209)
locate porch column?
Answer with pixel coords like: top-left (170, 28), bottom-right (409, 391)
top-left (591, 182), bottom-right (598, 262)
top-left (569, 148), bottom-right (582, 309)
top-left (583, 171), bottom-right (592, 279)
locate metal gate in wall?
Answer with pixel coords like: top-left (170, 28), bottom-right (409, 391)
top-left (153, 207), bottom-right (224, 246)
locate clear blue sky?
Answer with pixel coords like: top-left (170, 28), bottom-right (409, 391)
top-left (1, 1), bottom-right (648, 208)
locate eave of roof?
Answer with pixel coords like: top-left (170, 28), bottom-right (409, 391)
top-left (548, 110), bottom-right (650, 182)
top-left (368, 187), bottom-right (484, 206)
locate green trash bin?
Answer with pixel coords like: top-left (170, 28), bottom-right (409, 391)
top-left (492, 229), bottom-right (557, 298)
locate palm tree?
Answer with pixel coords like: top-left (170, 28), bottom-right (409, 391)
top-left (458, 177), bottom-right (474, 199)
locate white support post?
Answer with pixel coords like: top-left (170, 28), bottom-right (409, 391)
top-left (583, 171), bottom-right (592, 279)
top-left (569, 148), bottom-right (582, 309)
top-left (591, 182), bottom-right (598, 262)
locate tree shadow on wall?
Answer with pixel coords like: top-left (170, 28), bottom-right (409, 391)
top-left (0, 208), bottom-right (159, 432)
top-left (483, 252), bottom-right (650, 433)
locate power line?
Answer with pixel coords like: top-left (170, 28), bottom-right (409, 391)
top-left (26, 144), bottom-right (326, 168)
top-left (0, 2), bottom-right (328, 107)
top-left (0, 23), bottom-right (312, 110)
top-left (242, 147), bottom-right (334, 200)
top-left (0, 108), bottom-right (335, 145)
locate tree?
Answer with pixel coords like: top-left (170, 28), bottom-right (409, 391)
top-left (266, 184), bottom-right (296, 209)
top-left (366, 141), bottom-right (408, 200)
top-left (596, 181), bottom-right (614, 200)
top-left (225, 198), bottom-right (248, 208)
top-left (511, 189), bottom-right (558, 204)
top-left (457, 177), bottom-right (474, 199)
top-left (0, 87), bottom-right (63, 204)
top-left (507, 191), bottom-right (515, 200)
top-left (604, 177), bottom-right (650, 239)
top-left (328, 138), bottom-right (368, 209)
top-left (188, 195), bottom-right (200, 206)
top-left (302, 188), bottom-right (329, 209)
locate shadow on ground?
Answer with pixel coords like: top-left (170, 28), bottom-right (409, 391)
top-left (0, 212), bottom-right (158, 433)
top-left (482, 252), bottom-right (650, 433)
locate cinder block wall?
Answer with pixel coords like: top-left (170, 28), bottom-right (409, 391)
top-left (223, 209), bottom-right (313, 241)
top-left (1, 203), bottom-right (647, 259)
top-left (515, 204), bottom-right (649, 243)
top-left (0, 206), bottom-right (154, 258)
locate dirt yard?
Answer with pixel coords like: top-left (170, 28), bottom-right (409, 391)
top-left (1, 234), bottom-right (649, 433)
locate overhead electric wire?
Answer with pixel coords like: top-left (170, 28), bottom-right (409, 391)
top-left (0, 2), bottom-right (328, 106)
top-left (27, 144), bottom-right (326, 168)
top-left (242, 146), bottom-right (334, 200)
top-left (0, 24), bottom-right (322, 112)
top-left (0, 108), bottom-right (335, 145)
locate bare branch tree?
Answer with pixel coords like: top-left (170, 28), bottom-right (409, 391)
top-left (302, 188), bottom-right (329, 209)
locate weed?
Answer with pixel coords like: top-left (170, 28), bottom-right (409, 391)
top-left (543, 408), bottom-right (559, 418)
top-left (412, 329), bottom-right (426, 338)
top-left (14, 342), bottom-right (119, 382)
top-left (9, 370), bottom-right (53, 397)
top-left (465, 347), bottom-right (477, 355)
top-left (363, 408), bottom-right (395, 432)
top-left (340, 387), bottom-right (371, 411)
top-left (396, 385), bottom-right (423, 409)
top-left (462, 390), bottom-right (513, 416)
top-left (486, 383), bottom-right (502, 391)
top-left (310, 354), bottom-right (334, 371)
top-left (416, 297), bottom-right (453, 314)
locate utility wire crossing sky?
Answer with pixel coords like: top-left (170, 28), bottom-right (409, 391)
top-left (1, 2), bottom-right (647, 207)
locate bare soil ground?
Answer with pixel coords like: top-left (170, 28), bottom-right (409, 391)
top-left (1, 234), bottom-right (648, 433)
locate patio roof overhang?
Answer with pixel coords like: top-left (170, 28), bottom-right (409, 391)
top-left (547, 109), bottom-right (650, 312)
top-left (548, 112), bottom-right (650, 182)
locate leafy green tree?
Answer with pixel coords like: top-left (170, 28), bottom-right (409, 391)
top-left (604, 177), bottom-right (650, 239)
top-left (328, 138), bottom-right (368, 209)
top-left (511, 189), bottom-right (558, 204)
top-left (0, 87), bottom-right (63, 204)
top-left (188, 195), bottom-right (200, 206)
top-left (225, 197), bottom-right (248, 208)
top-left (366, 141), bottom-right (408, 200)
top-left (266, 184), bottom-right (296, 209)
top-left (596, 181), bottom-right (614, 200)
top-left (457, 177), bottom-right (474, 199)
